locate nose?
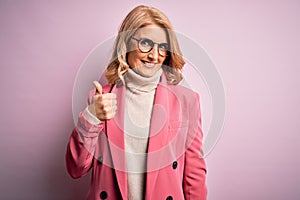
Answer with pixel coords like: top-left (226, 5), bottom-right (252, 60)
top-left (148, 44), bottom-right (159, 61)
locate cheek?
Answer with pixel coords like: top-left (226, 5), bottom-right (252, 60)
top-left (159, 57), bottom-right (166, 65)
top-left (127, 51), bottom-right (141, 67)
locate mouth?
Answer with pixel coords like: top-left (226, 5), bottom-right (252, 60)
top-left (141, 60), bottom-right (156, 68)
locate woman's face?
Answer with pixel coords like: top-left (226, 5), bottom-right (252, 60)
top-left (127, 24), bottom-right (168, 77)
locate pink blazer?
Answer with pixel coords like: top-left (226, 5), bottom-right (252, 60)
top-left (66, 74), bottom-right (207, 200)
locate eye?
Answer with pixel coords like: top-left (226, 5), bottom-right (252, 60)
top-left (140, 38), bottom-right (153, 47)
top-left (159, 43), bottom-right (169, 51)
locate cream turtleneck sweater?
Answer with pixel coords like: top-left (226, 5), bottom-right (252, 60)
top-left (124, 68), bottom-right (162, 200)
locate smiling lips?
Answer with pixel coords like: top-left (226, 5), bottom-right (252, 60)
top-left (142, 60), bottom-right (157, 68)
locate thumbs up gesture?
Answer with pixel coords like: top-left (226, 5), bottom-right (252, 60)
top-left (88, 81), bottom-right (117, 121)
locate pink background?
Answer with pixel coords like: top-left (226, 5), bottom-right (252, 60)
top-left (1, 0), bottom-right (299, 199)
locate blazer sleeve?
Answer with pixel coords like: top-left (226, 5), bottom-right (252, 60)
top-left (65, 88), bottom-right (104, 179)
top-left (183, 92), bottom-right (207, 200)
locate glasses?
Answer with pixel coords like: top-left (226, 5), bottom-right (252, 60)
top-left (131, 37), bottom-right (169, 57)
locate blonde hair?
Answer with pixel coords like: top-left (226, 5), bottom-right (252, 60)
top-left (105, 5), bottom-right (185, 84)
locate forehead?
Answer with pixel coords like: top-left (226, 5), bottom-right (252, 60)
top-left (134, 24), bottom-right (168, 43)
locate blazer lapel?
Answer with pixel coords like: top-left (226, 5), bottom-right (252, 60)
top-left (146, 75), bottom-right (171, 198)
top-left (105, 82), bottom-right (127, 199)
top-left (105, 74), bottom-right (176, 199)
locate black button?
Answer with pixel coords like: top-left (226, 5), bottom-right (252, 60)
top-left (98, 156), bottom-right (103, 164)
top-left (166, 196), bottom-right (173, 200)
top-left (100, 191), bottom-right (108, 199)
top-left (172, 161), bottom-right (178, 169)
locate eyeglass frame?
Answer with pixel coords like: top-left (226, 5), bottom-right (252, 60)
top-left (131, 37), bottom-right (169, 57)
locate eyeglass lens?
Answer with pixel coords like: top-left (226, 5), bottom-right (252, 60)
top-left (137, 38), bottom-right (168, 56)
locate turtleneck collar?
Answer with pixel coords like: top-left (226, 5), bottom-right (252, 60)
top-left (124, 68), bottom-right (162, 93)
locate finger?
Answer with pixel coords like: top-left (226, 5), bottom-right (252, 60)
top-left (101, 98), bottom-right (117, 106)
top-left (96, 102), bottom-right (116, 113)
top-left (93, 81), bottom-right (102, 94)
top-left (97, 111), bottom-right (114, 121)
top-left (102, 93), bottom-right (116, 100)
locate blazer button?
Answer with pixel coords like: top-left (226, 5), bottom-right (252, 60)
top-left (100, 191), bottom-right (108, 199)
top-left (172, 161), bottom-right (178, 169)
top-left (98, 156), bottom-right (103, 164)
top-left (166, 196), bottom-right (173, 200)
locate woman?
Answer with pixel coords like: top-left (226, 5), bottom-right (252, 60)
top-left (66, 5), bottom-right (207, 200)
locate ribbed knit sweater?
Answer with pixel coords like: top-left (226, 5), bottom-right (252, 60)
top-left (124, 68), bottom-right (162, 200)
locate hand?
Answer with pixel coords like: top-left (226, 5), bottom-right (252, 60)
top-left (88, 81), bottom-right (117, 121)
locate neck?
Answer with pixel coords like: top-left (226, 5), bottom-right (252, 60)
top-left (124, 68), bottom-right (162, 93)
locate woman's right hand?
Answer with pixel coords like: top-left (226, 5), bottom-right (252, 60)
top-left (88, 81), bottom-right (117, 121)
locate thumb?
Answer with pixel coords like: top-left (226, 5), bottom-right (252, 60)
top-left (93, 81), bottom-right (102, 94)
